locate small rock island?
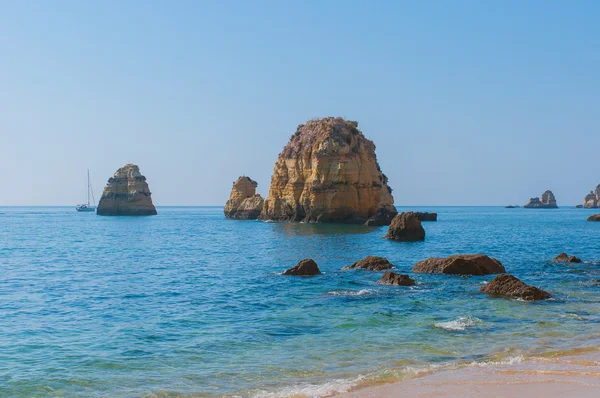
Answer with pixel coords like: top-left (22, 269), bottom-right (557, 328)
top-left (224, 176), bottom-right (264, 220)
top-left (259, 117), bottom-right (398, 225)
top-left (584, 184), bottom-right (600, 208)
top-left (524, 190), bottom-right (558, 208)
top-left (97, 164), bottom-right (157, 216)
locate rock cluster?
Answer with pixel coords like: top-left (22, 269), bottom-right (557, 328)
top-left (553, 253), bottom-right (582, 263)
top-left (415, 212), bottom-right (437, 221)
top-left (97, 164), bottom-right (157, 216)
top-left (384, 212), bottom-right (425, 241)
top-left (524, 190), bottom-right (558, 208)
top-left (377, 271), bottom-right (415, 286)
top-left (283, 259), bottom-right (321, 276)
top-left (588, 214), bottom-right (600, 222)
top-left (342, 256), bottom-right (394, 271)
top-left (480, 274), bottom-right (551, 300)
top-left (224, 176), bottom-right (264, 219)
top-left (412, 254), bottom-right (505, 275)
top-left (584, 184), bottom-right (600, 208)
top-left (259, 117), bottom-right (397, 224)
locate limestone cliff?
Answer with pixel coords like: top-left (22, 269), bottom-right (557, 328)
top-left (224, 176), bottom-right (264, 220)
top-left (584, 184), bottom-right (600, 208)
top-left (97, 164), bottom-right (157, 216)
top-left (524, 190), bottom-right (558, 208)
top-left (259, 117), bottom-right (397, 224)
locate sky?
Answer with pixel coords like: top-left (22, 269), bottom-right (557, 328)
top-left (1, 0), bottom-right (598, 206)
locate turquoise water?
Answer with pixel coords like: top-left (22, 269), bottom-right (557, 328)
top-left (1, 206), bottom-right (600, 397)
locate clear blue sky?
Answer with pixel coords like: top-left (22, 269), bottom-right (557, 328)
top-left (1, 0), bottom-right (598, 206)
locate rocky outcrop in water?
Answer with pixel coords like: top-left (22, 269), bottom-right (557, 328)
top-left (588, 214), bottom-right (600, 221)
top-left (584, 184), bottom-right (600, 208)
top-left (415, 212), bottom-right (437, 221)
top-left (524, 190), bottom-right (558, 208)
top-left (553, 253), bottom-right (582, 263)
top-left (480, 274), bottom-right (551, 300)
top-left (377, 271), bottom-right (415, 286)
top-left (385, 212), bottom-right (425, 241)
top-left (259, 117), bottom-right (397, 224)
top-left (412, 254), bottom-right (505, 275)
top-left (342, 256), bottom-right (394, 271)
top-left (97, 164), bottom-right (157, 216)
top-left (224, 176), bottom-right (264, 220)
top-left (283, 259), bottom-right (321, 276)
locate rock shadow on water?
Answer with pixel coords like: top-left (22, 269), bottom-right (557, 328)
top-left (271, 222), bottom-right (375, 237)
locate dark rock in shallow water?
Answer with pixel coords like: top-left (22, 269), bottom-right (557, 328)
top-left (364, 206), bottom-right (398, 226)
top-left (385, 212), bottom-right (425, 241)
top-left (414, 212), bottom-right (437, 221)
top-left (587, 214), bottom-right (600, 221)
top-left (480, 274), bottom-right (551, 300)
top-left (576, 205), bottom-right (583, 209)
top-left (377, 271), bottom-right (415, 286)
top-left (553, 252), bottom-right (582, 263)
top-left (412, 254), bottom-right (505, 275)
top-left (283, 259), bottom-right (321, 276)
top-left (342, 256), bottom-right (394, 271)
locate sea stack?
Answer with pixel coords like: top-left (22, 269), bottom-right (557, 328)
top-left (224, 176), bottom-right (264, 220)
top-left (524, 190), bottom-right (558, 208)
top-left (97, 164), bottom-right (157, 216)
top-left (584, 184), bottom-right (600, 208)
top-left (259, 117), bottom-right (397, 224)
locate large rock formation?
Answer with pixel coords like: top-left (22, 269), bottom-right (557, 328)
top-left (283, 259), bottom-right (321, 276)
top-left (524, 190), bottom-right (558, 208)
top-left (584, 184), bottom-right (600, 208)
top-left (480, 274), bottom-right (551, 301)
top-left (412, 254), bottom-right (505, 275)
top-left (97, 164), bottom-right (157, 216)
top-left (259, 117), bottom-right (397, 224)
top-left (415, 212), bottom-right (437, 222)
top-left (384, 212), bottom-right (425, 241)
top-left (224, 176), bottom-right (264, 219)
top-left (377, 271), bottom-right (415, 286)
top-left (342, 256), bottom-right (394, 271)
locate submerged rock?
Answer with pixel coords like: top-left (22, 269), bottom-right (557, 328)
top-left (415, 212), bottom-right (437, 222)
top-left (224, 176), bottom-right (264, 220)
top-left (412, 254), bottom-right (505, 275)
top-left (480, 274), bottom-right (551, 300)
top-left (524, 190), bottom-right (558, 208)
top-left (584, 184), bottom-right (600, 208)
top-left (384, 212), bottom-right (425, 241)
top-left (342, 256), bottom-right (394, 271)
top-left (97, 164), bottom-right (157, 216)
top-left (259, 117), bottom-right (398, 224)
top-left (377, 271), bottom-right (415, 286)
top-left (553, 252), bottom-right (582, 263)
top-left (283, 259), bottom-right (321, 276)
top-left (588, 214), bottom-right (600, 221)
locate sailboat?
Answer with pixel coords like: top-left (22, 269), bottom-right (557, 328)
top-left (76, 169), bottom-right (97, 212)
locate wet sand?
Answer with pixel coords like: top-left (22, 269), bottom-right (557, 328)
top-left (339, 352), bottom-right (600, 398)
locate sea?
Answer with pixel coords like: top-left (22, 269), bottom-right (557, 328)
top-left (1, 206), bottom-right (600, 397)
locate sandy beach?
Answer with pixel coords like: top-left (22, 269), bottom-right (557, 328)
top-left (339, 349), bottom-right (600, 398)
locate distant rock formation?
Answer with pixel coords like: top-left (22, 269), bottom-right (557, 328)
top-left (259, 117), bottom-right (397, 224)
top-left (385, 212), bottom-right (425, 241)
top-left (283, 259), bottom-right (321, 276)
top-left (377, 271), bottom-right (415, 286)
top-left (412, 254), bottom-right (505, 275)
top-left (342, 256), bottom-right (394, 271)
top-left (553, 252), bottom-right (582, 263)
top-left (224, 176), bottom-right (264, 220)
top-left (415, 212), bottom-right (437, 221)
top-left (584, 184), bottom-right (600, 208)
top-left (588, 214), bottom-right (600, 221)
top-left (480, 274), bottom-right (551, 301)
top-left (97, 164), bottom-right (157, 216)
top-left (524, 190), bottom-right (558, 208)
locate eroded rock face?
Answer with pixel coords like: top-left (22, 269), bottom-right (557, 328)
top-left (524, 190), bottom-right (558, 208)
top-left (584, 184), bottom-right (600, 208)
top-left (480, 274), bottom-right (551, 300)
top-left (385, 212), bottom-right (425, 241)
top-left (415, 212), bottom-right (437, 222)
top-left (553, 253), bottom-right (582, 263)
top-left (259, 117), bottom-right (397, 224)
top-left (377, 271), bottom-right (415, 286)
top-left (283, 259), bottom-right (321, 276)
top-left (588, 214), bottom-right (600, 221)
top-left (97, 164), bottom-right (157, 216)
top-left (342, 256), bottom-right (394, 271)
top-left (412, 254), bottom-right (505, 275)
top-left (224, 176), bottom-right (264, 220)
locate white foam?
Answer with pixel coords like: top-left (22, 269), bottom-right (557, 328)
top-left (250, 374), bottom-right (365, 398)
top-left (434, 316), bottom-right (483, 331)
top-left (328, 289), bottom-right (371, 297)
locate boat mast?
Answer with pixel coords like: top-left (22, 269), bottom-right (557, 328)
top-left (87, 169), bottom-right (90, 206)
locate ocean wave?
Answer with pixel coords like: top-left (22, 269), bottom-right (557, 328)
top-left (434, 316), bottom-right (484, 331)
top-left (327, 289), bottom-right (371, 296)
top-left (250, 374), bottom-right (366, 398)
